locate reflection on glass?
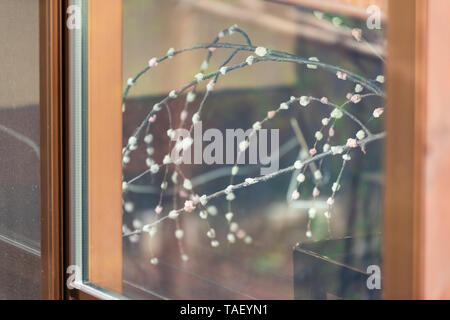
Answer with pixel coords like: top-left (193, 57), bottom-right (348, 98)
top-left (122, 0), bottom-right (385, 300)
top-left (0, 0), bottom-right (41, 299)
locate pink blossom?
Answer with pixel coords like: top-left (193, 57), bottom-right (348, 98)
top-left (155, 205), bottom-right (163, 215)
top-left (191, 194), bottom-right (200, 204)
top-left (346, 93), bottom-right (353, 100)
top-left (329, 127), bottom-right (335, 137)
top-left (236, 229), bottom-right (246, 239)
top-left (351, 94), bottom-right (361, 103)
top-left (320, 97), bottom-right (328, 104)
top-left (312, 187), bottom-right (320, 197)
top-left (327, 197), bottom-right (335, 206)
top-left (291, 190), bottom-right (300, 200)
top-left (148, 57), bottom-right (158, 68)
top-left (337, 71), bottom-right (347, 80)
top-left (184, 200), bottom-right (196, 213)
top-left (209, 47), bottom-right (216, 52)
top-left (373, 108), bottom-right (384, 118)
top-left (179, 190), bottom-right (188, 198)
top-left (149, 115), bottom-right (157, 123)
top-left (309, 148), bottom-right (317, 156)
top-left (352, 28), bottom-right (362, 42)
top-left (267, 110), bottom-right (276, 119)
top-left (347, 138), bottom-right (358, 148)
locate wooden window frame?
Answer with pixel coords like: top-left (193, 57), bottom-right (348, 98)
top-left (38, 0), bottom-right (450, 300)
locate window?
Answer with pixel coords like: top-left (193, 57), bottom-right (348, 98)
top-left (67, 0), bottom-right (388, 300)
top-left (0, 0), bottom-right (41, 299)
top-left (4, 0), bottom-right (447, 301)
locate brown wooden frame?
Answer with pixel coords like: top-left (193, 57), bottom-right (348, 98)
top-left (36, 0), bottom-right (450, 300)
top-left (385, 0), bottom-right (450, 299)
top-left (39, 0), bottom-right (64, 300)
top-left (86, 0), bottom-right (123, 294)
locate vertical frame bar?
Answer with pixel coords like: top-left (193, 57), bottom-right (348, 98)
top-left (87, 0), bottom-right (123, 293)
top-left (39, 0), bottom-right (64, 300)
top-left (385, 0), bottom-right (450, 299)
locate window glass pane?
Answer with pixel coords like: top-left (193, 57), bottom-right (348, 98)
top-left (119, 0), bottom-right (385, 300)
top-left (0, 0), bottom-right (41, 299)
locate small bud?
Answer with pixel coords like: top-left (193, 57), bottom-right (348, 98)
top-left (255, 47), bottom-right (268, 57)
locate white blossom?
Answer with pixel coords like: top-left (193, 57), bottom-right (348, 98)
top-left (322, 118), bottom-right (330, 126)
top-left (122, 181), bottom-right (128, 192)
top-left (163, 155), bottom-right (172, 165)
top-left (199, 195), bottom-right (208, 206)
top-left (356, 130), bottom-right (366, 140)
top-left (207, 228), bottom-right (216, 239)
top-left (245, 178), bottom-right (256, 185)
top-left (227, 233), bottom-right (236, 243)
top-left (297, 173), bottom-right (306, 183)
top-left (307, 57), bottom-right (319, 69)
top-left (332, 183), bottom-right (340, 192)
top-left (192, 113), bottom-right (200, 124)
top-left (244, 236), bottom-right (253, 244)
top-left (211, 240), bottom-right (220, 247)
top-left (255, 46), bottom-right (268, 57)
top-left (239, 140), bottom-right (249, 152)
top-left (231, 165), bottom-right (239, 176)
top-left (167, 129), bottom-right (176, 139)
top-left (150, 257), bottom-right (159, 265)
top-left (314, 170), bottom-right (322, 181)
top-left (186, 91), bottom-right (196, 103)
top-left (167, 47), bottom-right (175, 58)
top-left (207, 206), bottom-right (218, 216)
top-left (128, 136), bottom-right (137, 146)
top-left (230, 222), bottom-right (239, 233)
top-left (168, 210), bottom-right (179, 220)
top-left (153, 103), bottom-right (161, 111)
top-left (194, 73), bottom-right (204, 82)
top-left (279, 102), bottom-right (289, 110)
top-left (169, 90), bottom-right (177, 99)
top-left (252, 121), bottom-right (262, 131)
top-left (160, 181), bottom-right (168, 190)
top-left (330, 108), bottom-right (343, 119)
top-left (308, 208), bottom-right (317, 219)
top-left (323, 144), bottom-right (331, 152)
top-left (225, 212), bottom-right (234, 222)
top-left (315, 131), bottom-right (324, 141)
top-left (294, 160), bottom-right (303, 170)
top-left (376, 75), bottom-right (385, 83)
top-left (220, 66), bottom-right (228, 75)
top-left (355, 84), bottom-right (363, 93)
top-left (199, 210), bottom-right (208, 219)
top-left (124, 202), bottom-right (134, 213)
top-left (183, 179), bottom-right (193, 190)
top-left (343, 154), bottom-right (351, 161)
top-left (200, 60), bottom-right (209, 72)
top-left (127, 78), bottom-right (135, 86)
top-left (331, 146), bottom-right (344, 155)
top-left (144, 134), bottom-right (153, 144)
top-left (175, 229), bottom-right (184, 239)
top-left (246, 56), bottom-right (255, 66)
top-left (299, 96), bottom-right (311, 107)
top-left (150, 164), bottom-right (160, 174)
top-left (226, 192), bottom-right (236, 201)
